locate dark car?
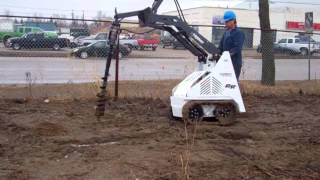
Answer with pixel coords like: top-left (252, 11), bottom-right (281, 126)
top-left (257, 43), bottom-right (300, 55)
top-left (161, 36), bottom-right (174, 48)
top-left (161, 36), bottom-right (185, 49)
top-left (70, 28), bottom-right (90, 38)
top-left (8, 32), bottom-right (69, 51)
top-left (72, 40), bottom-right (130, 59)
top-left (172, 39), bottom-right (185, 49)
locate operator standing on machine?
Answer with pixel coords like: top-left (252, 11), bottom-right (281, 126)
top-left (219, 11), bottom-right (245, 81)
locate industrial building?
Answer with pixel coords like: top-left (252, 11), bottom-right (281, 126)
top-left (163, 6), bottom-right (320, 48)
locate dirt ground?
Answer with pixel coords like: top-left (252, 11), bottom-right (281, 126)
top-left (0, 81), bottom-right (320, 179)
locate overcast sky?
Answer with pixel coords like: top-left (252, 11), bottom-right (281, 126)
top-left (0, 0), bottom-right (319, 19)
top-left (0, 0), bottom-right (241, 18)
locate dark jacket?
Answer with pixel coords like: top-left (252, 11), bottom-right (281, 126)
top-left (218, 27), bottom-right (245, 79)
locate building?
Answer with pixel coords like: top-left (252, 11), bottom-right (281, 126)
top-left (163, 6), bottom-right (320, 48)
top-left (24, 21), bottom-right (58, 32)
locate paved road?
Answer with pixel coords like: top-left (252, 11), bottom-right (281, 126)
top-left (0, 57), bottom-right (319, 84)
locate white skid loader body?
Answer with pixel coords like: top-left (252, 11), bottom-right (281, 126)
top-left (170, 51), bottom-right (246, 118)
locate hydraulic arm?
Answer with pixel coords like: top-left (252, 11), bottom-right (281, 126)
top-left (95, 0), bottom-right (221, 117)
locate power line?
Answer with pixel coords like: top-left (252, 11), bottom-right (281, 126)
top-left (0, 14), bottom-right (127, 23)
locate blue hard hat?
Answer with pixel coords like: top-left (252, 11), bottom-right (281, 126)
top-left (223, 11), bottom-right (236, 22)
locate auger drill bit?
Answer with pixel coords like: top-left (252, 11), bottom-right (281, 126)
top-left (95, 20), bottom-right (120, 118)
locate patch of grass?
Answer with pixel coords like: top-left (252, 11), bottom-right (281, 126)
top-left (1, 80), bottom-right (320, 100)
top-left (241, 80), bottom-right (320, 96)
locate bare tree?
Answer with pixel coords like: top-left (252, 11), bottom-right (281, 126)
top-left (259, 0), bottom-right (275, 85)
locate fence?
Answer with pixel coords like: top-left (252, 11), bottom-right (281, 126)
top-left (0, 15), bottom-right (319, 86)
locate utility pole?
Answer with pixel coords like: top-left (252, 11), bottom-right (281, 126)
top-left (71, 10), bottom-right (75, 25)
top-left (82, 10), bottom-right (85, 25)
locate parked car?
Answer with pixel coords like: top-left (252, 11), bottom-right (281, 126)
top-left (58, 33), bottom-right (74, 42)
top-left (257, 43), bottom-right (301, 55)
top-left (277, 38), bottom-right (320, 56)
top-left (161, 36), bottom-right (174, 48)
top-left (69, 36), bottom-right (89, 48)
top-left (8, 32), bottom-right (69, 51)
top-left (120, 37), bottom-right (139, 50)
top-left (161, 36), bottom-right (184, 49)
top-left (295, 35), bottom-right (319, 44)
top-left (137, 38), bottom-right (160, 51)
top-left (172, 40), bottom-right (185, 49)
top-left (72, 40), bottom-right (131, 59)
top-left (0, 25), bottom-right (57, 47)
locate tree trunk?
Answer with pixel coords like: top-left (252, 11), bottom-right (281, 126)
top-left (259, 0), bottom-right (275, 86)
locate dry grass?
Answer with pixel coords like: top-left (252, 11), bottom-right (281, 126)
top-left (241, 80), bottom-right (320, 96)
top-left (1, 80), bottom-right (320, 101)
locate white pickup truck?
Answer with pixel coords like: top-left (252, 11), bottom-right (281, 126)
top-left (77, 33), bottom-right (138, 50)
top-left (77, 33), bottom-right (108, 46)
top-left (278, 38), bottom-right (320, 56)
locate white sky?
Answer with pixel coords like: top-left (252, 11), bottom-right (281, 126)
top-left (0, 0), bottom-right (241, 18)
top-left (0, 0), bottom-right (319, 19)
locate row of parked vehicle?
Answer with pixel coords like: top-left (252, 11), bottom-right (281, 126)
top-left (6, 27), bottom-right (319, 58)
top-left (70, 33), bottom-right (160, 51)
top-left (4, 31), bottom-right (164, 59)
top-left (4, 31), bottom-right (161, 59)
top-left (5, 32), bottom-right (133, 59)
top-left (257, 37), bottom-right (320, 56)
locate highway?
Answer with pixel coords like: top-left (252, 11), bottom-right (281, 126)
top-left (0, 57), bottom-right (319, 84)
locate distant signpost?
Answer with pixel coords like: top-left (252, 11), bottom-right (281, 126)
top-left (305, 12), bottom-right (313, 34)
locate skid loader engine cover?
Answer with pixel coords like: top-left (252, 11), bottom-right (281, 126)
top-left (170, 52), bottom-right (246, 124)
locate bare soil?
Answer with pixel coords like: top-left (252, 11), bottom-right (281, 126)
top-left (0, 81), bottom-right (320, 179)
